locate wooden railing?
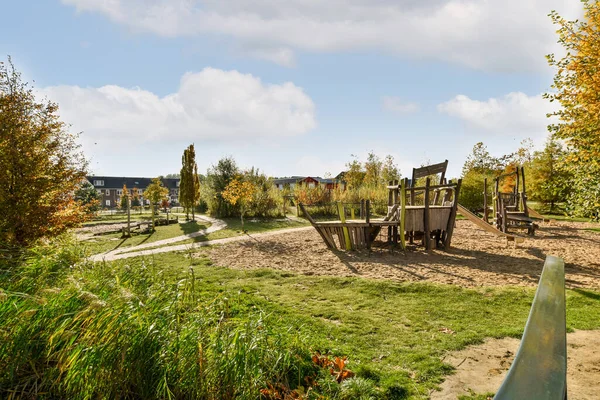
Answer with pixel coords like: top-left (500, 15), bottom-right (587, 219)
top-left (494, 255), bottom-right (567, 399)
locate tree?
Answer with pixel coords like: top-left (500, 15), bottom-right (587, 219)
top-left (74, 181), bottom-right (101, 214)
top-left (144, 178), bottom-right (169, 231)
top-left (204, 156), bottom-right (239, 217)
top-left (119, 184), bottom-right (130, 210)
top-left (364, 152), bottom-right (383, 186)
top-left (344, 155), bottom-right (365, 189)
top-left (528, 138), bottom-right (572, 212)
top-left (0, 57), bottom-right (88, 248)
top-left (381, 155), bottom-right (401, 184)
top-left (179, 144), bottom-right (201, 220)
top-left (131, 187), bottom-right (141, 208)
top-left (545, 2), bottom-right (600, 218)
top-left (222, 177), bottom-right (255, 228)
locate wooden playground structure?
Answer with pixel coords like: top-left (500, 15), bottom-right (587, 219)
top-left (483, 166), bottom-right (538, 236)
top-left (300, 161), bottom-right (462, 251)
top-left (300, 160), bottom-right (551, 251)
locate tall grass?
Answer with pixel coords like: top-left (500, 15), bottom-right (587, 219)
top-left (0, 239), bottom-right (320, 399)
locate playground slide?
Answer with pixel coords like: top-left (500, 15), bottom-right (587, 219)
top-left (457, 204), bottom-right (516, 239)
top-left (526, 206), bottom-right (550, 221)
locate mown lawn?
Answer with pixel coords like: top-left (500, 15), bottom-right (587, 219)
top-left (80, 220), bottom-right (209, 255)
top-left (113, 251), bottom-right (600, 398)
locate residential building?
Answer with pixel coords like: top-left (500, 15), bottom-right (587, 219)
top-left (273, 175), bottom-right (346, 191)
top-left (86, 176), bottom-right (180, 208)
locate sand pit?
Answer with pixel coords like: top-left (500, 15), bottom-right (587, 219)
top-left (201, 220), bottom-right (600, 289)
top-left (431, 329), bottom-right (600, 399)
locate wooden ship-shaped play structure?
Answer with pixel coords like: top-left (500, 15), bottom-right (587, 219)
top-left (301, 161), bottom-right (543, 251)
top-left (300, 161), bottom-right (462, 251)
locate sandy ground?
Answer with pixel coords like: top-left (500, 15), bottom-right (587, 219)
top-left (202, 220), bottom-right (600, 289)
top-left (431, 329), bottom-right (600, 399)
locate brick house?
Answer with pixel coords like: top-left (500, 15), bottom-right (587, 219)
top-left (273, 175), bottom-right (345, 191)
top-left (87, 176), bottom-right (180, 208)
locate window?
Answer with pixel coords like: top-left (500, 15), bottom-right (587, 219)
top-left (105, 200), bottom-right (111, 206)
top-left (105, 189), bottom-right (110, 195)
top-left (308, 182), bottom-right (315, 189)
top-left (94, 180), bottom-right (104, 186)
top-left (117, 189), bottom-right (122, 195)
top-left (176, 181), bottom-right (180, 187)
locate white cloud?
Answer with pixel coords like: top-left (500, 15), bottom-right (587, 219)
top-left (245, 47), bottom-right (296, 67)
top-left (382, 96), bottom-right (419, 115)
top-left (62, 0), bottom-right (582, 72)
top-left (39, 68), bottom-right (316, 148)
top-left (437, 92), bottom-right (557, 138)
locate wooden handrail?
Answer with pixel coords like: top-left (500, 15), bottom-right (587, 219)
top-left (494, 255), bottom-right (567, 399)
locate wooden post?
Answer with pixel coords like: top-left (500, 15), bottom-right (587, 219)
top-left (125, 195), bottom-right (131, 237)
top-left (444, 179), bottom-right (462, 250)
top-left (365, 200), bottom-right (371, 249)
top-left (400, 178), bottom-right (407, 250)
top-left (338, 202), bottom-right (352, 250)
top-left (483, 178), bottom-right (488, 224)
top-left (521, 166), bottom-right (529, 218)
top-left (423, 178), bottom-right (431, 250)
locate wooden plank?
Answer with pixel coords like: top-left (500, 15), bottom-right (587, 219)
top-left (412, 160), bottom-right (448, 180)
top-left (423, 178), bottom-right (431, 250)
top-left (494, 256), bottom-right (566, 400)
top-left (444, 179), bottom-right (462, 250)
top-left (456, 203), bottom-right (517, 239)
top-left (400, 178), bottom-right (406, 250)
top-left (299, 203), bottom-right (337, 249)
top-left (337, 202), bottom-right (352, 250)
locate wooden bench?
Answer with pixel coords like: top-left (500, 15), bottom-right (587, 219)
top-left (494, 255), bottom-right (566, 399)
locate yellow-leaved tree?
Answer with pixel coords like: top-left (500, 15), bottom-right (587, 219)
top-left (0, 57), bottom-right (88, 249)
top-left (545, 1), bottom-right (600, 218)
top-left (222, 178), bottom-right (255, 228)
top-left (144, 178), bottom-right (169, 231)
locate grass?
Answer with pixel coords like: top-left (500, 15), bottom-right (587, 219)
top-left (83, 211), bottom-right (157, 226)
top-left (80, 220), bottom-right (209, 255)
top-left (68, 250), bottom-right (600, 397)
top-left (111, 217), bottom-right (309, 255)
top-left (3, 240), bottom-right (600, 398)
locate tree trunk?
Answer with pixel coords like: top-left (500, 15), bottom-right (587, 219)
top-left (151, 203), bottom-right (155, 231)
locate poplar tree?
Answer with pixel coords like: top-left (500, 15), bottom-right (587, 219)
top-left (179, 144), bottom-right (200, 220)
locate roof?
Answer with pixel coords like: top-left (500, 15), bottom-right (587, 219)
top-left (87, 176), bottom-right (180, 190)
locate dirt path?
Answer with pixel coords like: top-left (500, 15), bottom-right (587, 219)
top-left (203, 220), bottom-right (600, 289)
top-left (431, 329), bottom-right (600, 399)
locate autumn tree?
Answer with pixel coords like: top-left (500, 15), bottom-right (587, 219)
top-left (222, 177), bottom-right (255, 228)
top-left (144, 177), bottom-right (169, 231)
top-left (179, 144), bottom-right (201, 220)
top-left (381, 155), bottom-right (401, 184)
top-left (131, 187), bottom-right (141, 208)
top-left (204, 156), bottom-right (239, 217)
top-left (545, 1), bottom-right (600, 218)
top-left (119, 184), bottom-right (130, 210)
top-left (0, 57), bottom-right (88, 248)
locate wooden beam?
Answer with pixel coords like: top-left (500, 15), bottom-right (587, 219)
top-left (424, 178), bottom-right (431, 250)
top-left (444, 179), bottom-right (462, 250)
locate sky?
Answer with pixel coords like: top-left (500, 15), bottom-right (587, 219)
top-left (1, 0), bottom-right (582, 179)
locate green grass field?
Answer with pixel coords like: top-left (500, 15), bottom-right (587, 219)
top-left (80, 220), bottom-right (209, 255)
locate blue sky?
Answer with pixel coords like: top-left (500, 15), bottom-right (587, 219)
top-left (1, 0), bottom-right (581, 179)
